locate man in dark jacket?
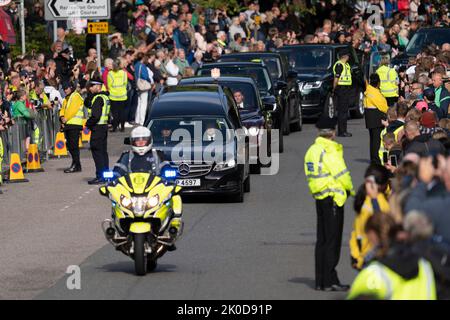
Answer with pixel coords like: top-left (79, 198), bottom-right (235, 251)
top-left (403, 121), bottom-right (445, 157)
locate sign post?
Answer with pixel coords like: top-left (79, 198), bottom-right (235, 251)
top-left (19, 0), bottom-right (25, 54)
top-left (45, 0), bottom-right (110, 21)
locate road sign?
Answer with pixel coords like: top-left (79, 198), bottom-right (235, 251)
top-left (87, 21), bottom-right (108, 34)
top-left (45, 0), bottom-right (110, 21)
top-left (0, 0), bottom-right (11, 7)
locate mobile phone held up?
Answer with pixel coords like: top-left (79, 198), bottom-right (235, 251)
top-left (383, 151), bottom-right (388, 164)
top-left (390, 155), bottom-right (398, 167)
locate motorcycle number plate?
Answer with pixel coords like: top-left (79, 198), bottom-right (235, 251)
top-left (175, 179), bottom-right (201, 187)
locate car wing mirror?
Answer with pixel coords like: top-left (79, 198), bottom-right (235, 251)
top-left (261, 95), bottom-right (276, 112)
top-left (99, 186), bottom-right (108, 196)
top-left (276, 80), bottom-right (287, 90)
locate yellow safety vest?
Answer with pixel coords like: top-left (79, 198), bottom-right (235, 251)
top-left (378, 125), bottom-right (403, 164)
top-left (62, 92), bottom-right (85, 126)
top-left (376, 65), bottom-right (399, 98)
top-left (304, 137), bottom-right (354, 207)
top-left (333, 61), bottom-right (352, 86)
top-left (348, 259), bottom-right (437, 300)
top-left (107, 70), bottom-right (128, 101)
top-left (93, 94), bottom-right (111, 125)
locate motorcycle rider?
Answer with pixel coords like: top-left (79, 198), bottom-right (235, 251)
top-left (113, 126), bottom-right (166, 177)
top-left (112, 126), bottom-right (181, 251)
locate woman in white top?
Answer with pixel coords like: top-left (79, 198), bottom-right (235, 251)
top-left (194, 25), bottom-right (208, 53)
top-left (164, 51), bottom-right (179, 86)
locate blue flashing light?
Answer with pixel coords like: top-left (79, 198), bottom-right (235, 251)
top-left (103, 171), bottom-right (115, 179)
top-left (162, 168), bottom-right (177, 179)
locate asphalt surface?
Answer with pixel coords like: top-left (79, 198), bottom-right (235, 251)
top-left (1, 119), bottom-right (370, 300)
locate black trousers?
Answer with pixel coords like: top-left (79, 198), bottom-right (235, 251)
top-left (90, 125), bottom-right (109, 178)
top-left (64, 127), bottom-right (82, 168)
top-left (110, 99), bottom-right (128, 130)
top-left (369, 127), bottom-right (383, 165)
top-left (315, 197), bottom-right (344, 288)
top-left (334, 88), bottom-right (351, 135)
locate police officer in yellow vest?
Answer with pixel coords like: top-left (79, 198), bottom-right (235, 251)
top-left (107, 59), bottom-right (128, 132)
top-left (304, 116), bottom-right (355, 291)
top-left (376, 54), bottom-right (399, 107)
top-left (85, 77), bottom-right (111, 185)
top-left (59, 81), bottom-right (85, 173)
top-left (333, 49), bottom-right (353, 137)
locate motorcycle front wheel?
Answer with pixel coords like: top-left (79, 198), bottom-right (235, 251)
top-left (133, 233), bottom-right (146, 276)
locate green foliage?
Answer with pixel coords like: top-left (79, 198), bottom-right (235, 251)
top-left (191, 0), bottom-right (242, 15)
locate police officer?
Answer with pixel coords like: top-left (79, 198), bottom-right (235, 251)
top-left (364, 73), bottom-right (388, 165)
top-left (333, 49), bottom-right (353, 137)
top-left (304, 115), bottom-right (355, 291)
top-left (107, 58), bottom-right (128, 132)
top-left (59, 81), bottom-right (84, 173)
top-left (85, 77), bottom-right (111, 185)
top-left (113, 126), bottom-right (166, 177)
top-left (376, 54), bottom-right (399, 107)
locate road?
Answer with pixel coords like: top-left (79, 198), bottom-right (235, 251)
top-left (1, 119), bottom-right (370, 300)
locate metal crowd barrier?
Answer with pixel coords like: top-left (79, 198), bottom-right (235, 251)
top-left (1, 107), bottom-right (60, 175)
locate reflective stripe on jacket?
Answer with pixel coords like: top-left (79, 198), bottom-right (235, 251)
top-left (333, 61), bottom-right (352, 86)
top-left (93, 94), bottom-right (111, 125)
top-left (378, 125), bottom-right (403, 163)
top-left (348, 259), bottom-right (436, 300)
top-left (107, 70), bottom-right (128, 101)
top-left (376, 65), bottom-right (399, 98)
top-left (304, 137), bottom-right (354, 207)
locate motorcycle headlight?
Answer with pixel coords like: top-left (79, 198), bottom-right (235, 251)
top-left (120, 195), bottom-right (132, 209)
top-left (214, 159), bottom-right (236, 171)
top-left (303, 81), bottom-right (323, 90)
top-left (132, 197), bottom-right (147, 217)
top-left (146, 194), bottom-right (160, 209)
top-left (248, 126), bottom-right (260, 136)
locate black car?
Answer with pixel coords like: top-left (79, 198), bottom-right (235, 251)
top-left (197, 62), bottom-right (286, 152)
top-left (219, 52), bottom-right (302, 134)
top-left (277, 44), bottom-right (365, 119)
top-left (179, 76), bottom-right (273, 173)
top-left (147, 85), bottom-right (250, 202)
top-left (391, 27), bottom-right (450, 69)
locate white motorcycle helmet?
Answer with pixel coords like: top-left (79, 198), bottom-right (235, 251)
top-left (130, 126), bottom-right (153, 156)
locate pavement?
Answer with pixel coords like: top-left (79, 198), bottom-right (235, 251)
top-left (0, 119), bottom-right (371, 300)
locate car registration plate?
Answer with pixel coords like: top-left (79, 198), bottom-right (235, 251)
top-left (175, 179), bottom-right (201, 187)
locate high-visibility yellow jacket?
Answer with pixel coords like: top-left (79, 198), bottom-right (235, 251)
top-left (378, 124), bottom-right (404, 164)
top-left (304, 137), bottom-right (354, 207)
top-left (107, 70), bottom-right (128, 101)
top-left (364, 84), bottom-right (389, 113)
top-left (348, 259), bottom-right (436, 300)
top-left (94, 94), bottom-right (111, 125)
top-left (349, 194), bottom-right (390, 269)
top-left (376, 65), bottom-right (399, 98)
top-left (59, 91), bottom-right (85, 126)
top-left (333, 61), bottom-right (352, 86)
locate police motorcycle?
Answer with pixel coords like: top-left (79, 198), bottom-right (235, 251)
top-left (99, 127), bottom-right (183, 275)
